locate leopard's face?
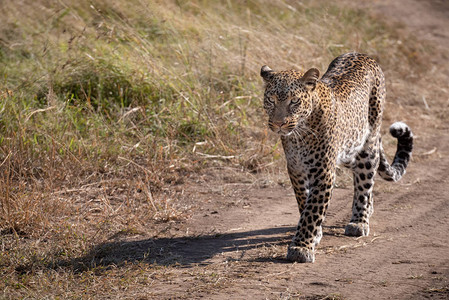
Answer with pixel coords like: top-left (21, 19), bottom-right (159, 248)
top-left (261, 66), bottom-right (319, 136)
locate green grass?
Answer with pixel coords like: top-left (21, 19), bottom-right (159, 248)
top-left (0, 0), bottom-right (437, 298)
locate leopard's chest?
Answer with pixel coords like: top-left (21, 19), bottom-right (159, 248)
top-left (281, 133), bottom-right (330, 173)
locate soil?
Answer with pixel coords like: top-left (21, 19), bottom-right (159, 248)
top-left (86, 1), bottom-right (449, 299)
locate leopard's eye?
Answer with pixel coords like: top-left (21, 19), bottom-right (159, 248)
top-left (291, 98), bottom-right (300, 104)
top-left (265, 97), bottom-right (275, 105)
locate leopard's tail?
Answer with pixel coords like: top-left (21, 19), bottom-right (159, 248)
top-left (378, 122), bottom-right (413, 182)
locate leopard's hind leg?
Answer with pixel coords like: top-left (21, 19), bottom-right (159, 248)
top-left (345, 138), bottom-right (380, 236)
top-left (345, 66), bottom-right (385, 236)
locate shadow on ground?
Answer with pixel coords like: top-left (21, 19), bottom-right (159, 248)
top-left (49, 226), bottom-right (299, 273)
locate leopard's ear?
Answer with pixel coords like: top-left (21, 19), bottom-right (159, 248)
top-left (260, 65), bottom-right (274, 82)
top-left (302, 68), bottom-right (320, 90)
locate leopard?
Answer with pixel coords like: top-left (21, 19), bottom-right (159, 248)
top-left (260, 52), bottom-right (413, 263)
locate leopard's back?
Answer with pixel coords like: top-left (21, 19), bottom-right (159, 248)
top-left (321, 53), bottom-right (387, 165)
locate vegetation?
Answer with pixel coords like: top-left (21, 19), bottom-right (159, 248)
top-left (0, 0), bottom-right (438, 298)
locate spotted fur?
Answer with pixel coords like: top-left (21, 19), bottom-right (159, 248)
top-left (260, 53), bottom-right (413, 263)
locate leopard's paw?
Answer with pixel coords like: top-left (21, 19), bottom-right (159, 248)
top-left (345, 222), bottom-right (369, 237)
top-left (286, 245), bottom-right (315, 263)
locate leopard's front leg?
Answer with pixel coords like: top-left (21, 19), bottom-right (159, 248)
top-left (287, 167), bottom-right (309, 215)
top-left (287, 164), bottom-right (336, 263)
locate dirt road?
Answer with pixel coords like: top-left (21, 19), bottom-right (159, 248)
top-left (89, 1), bottom-right (449, 298)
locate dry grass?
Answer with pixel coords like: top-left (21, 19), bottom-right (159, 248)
top-left (0, 0), bottom-right (445, 298)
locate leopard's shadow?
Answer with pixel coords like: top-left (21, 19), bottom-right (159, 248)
top-left (45, 226), bottom-right (298, 273)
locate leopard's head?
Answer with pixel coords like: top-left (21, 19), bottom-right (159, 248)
top-left (260, 66), bottom-right (319, 136)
